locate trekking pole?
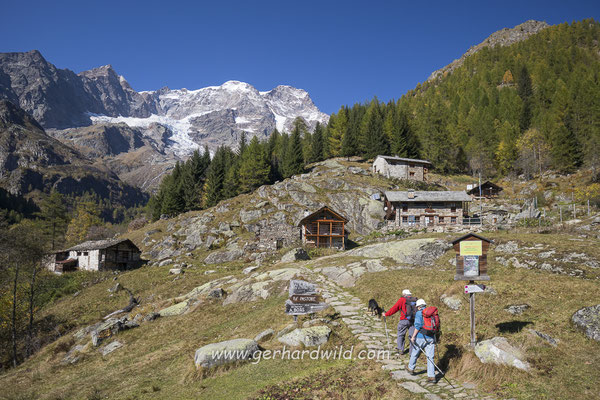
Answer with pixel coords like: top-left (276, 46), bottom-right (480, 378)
top-left (410, 341), bottom-right (455, 389)
top-left (383, 316), bottom-right (392, 353)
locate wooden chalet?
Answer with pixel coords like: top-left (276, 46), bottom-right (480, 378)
top-left (298, 206), bottom-right (349, 250)
top-left (45, 238), bottom-right (142, 273)
top-left (467, 181), bottom-right (503, 198)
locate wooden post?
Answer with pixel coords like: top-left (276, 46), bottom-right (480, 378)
top-left (560, 206), bottom-right (563, 223)
top-left (588, 200), bottom-right (591, 216)
top-left (469, 280), bottom-right (476, 347)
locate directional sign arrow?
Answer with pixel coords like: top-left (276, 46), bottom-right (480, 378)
top-left (465, 284), bottom-right (486, 294)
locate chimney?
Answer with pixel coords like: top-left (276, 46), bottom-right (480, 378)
top-left (408, 189), bottom-right (415, 199)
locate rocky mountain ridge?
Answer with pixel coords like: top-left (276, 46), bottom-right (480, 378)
top-left (0, 100), bottom-right (146, 206)
top-left (427, 20), bottom-right (550, 82)
top-left (0, 50), bottom-right (328, 152)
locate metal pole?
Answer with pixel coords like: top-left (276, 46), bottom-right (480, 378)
top-left (469, 280), bottom-right (476, 347)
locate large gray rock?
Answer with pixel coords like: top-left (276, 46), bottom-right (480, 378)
top-left (345, 238), bottom-right (450, 266)
top-left (281, 248), bottom-right (310, 263)
top-left (504, 304), bottom-right (530, 315)
top-left (572, 304), bottom-right (600, 341)
top-left (194, 339), bottom-right (259, 369)
top-left (91, 318), bottom-right (123, 347)
top-left (204, 249), bottom-right (243, 264)
top-left (474, 337), bottom-right (530, 371)
top-left (440, 294), bottom-right (463, 311)
top-left (99, 340), bottom-right (123, 356)
top-left (277, 326), bottom-right (332, 347)
top-left (254, 329), bottom-right (275, 343)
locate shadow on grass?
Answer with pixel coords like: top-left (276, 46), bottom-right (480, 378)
top-left (437, 344), bottom-right (462, 372)
top-left (495, 320), bottom-right (533, 333)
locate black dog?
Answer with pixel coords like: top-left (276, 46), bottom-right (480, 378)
top-left (368, 298), bottom-right (385, 318)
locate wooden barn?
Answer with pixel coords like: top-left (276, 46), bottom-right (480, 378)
top-left (384, 189), bottom-right (472, 228)
top-left (372, 155), bottom-right (432, 181)
top-left (298, 206), bottom-right (349, 250)
top-left (467, 181), bottom-right (503, 198)
top-left (46, 238), bottom-right (142, 273)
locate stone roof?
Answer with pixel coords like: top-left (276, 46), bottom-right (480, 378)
top-left (65, 238), bottom-right (138, 252)
top-left (384, 191), bottom-right (471, 202)
top-left (375, 155), bottom-right (432, 165)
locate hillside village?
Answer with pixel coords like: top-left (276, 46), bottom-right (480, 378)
top-left (1, 16), bottom-right (600, 400)
top-left (1, 154), bottom-right (599, 399)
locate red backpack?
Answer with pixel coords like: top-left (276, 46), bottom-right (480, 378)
top-left (420, 307), bottom-right (440, 336)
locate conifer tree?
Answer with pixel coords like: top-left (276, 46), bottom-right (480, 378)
top-left (359, 99), bottom-right (387, 159)
top-left (327, 107), bottom-right (346, 157)
top-left (310, 122), bottom-right (324, 163)
top-left (203, 147), bottom-right (228, 208)
top-left (283, 126), bottom-right (304, 177)
top-left (239, 136), bottom-right (270, 193)
top-left (38, 190), bottom-right (68, 250)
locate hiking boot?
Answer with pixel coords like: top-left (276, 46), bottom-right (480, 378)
top-left (427, 377), bottom-right (436, 383)
top-left (401, 349), bottom-right (409, 355)
top-left (407, 368), bottom-right (415, 375)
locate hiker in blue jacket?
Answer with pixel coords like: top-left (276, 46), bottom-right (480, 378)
top-left (407, 298), bottom-right (436, 382)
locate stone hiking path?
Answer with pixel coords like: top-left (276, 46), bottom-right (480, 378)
top-left (310, 272), bottom-right (497, 400)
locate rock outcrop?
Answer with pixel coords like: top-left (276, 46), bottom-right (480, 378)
top-left (474, 337), bottom-right (531, 371)
top-left (572, 304), bottom-right (600, 341)
top-left (194, 339), bottom-right (259, 368)
top-left (277, 326), bottom-right (332, 347)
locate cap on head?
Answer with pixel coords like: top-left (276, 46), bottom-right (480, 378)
top-left (402, 289), bottom-right (412, 296)
top-left (416, 299), bottom-right (427, 308)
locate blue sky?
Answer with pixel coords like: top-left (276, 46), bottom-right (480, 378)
top-left (2, 1), bottom-right (598, 114)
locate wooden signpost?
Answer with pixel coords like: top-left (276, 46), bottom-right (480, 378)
top-left (452, 233), bottom-right (492, 347)
top-left (286, 279), bottom-right (329, 320)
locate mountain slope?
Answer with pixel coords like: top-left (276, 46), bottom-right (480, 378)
top-left (427, 20), bottom-right (550, 82)
top-left (0, 100), bottom-right (147, 206)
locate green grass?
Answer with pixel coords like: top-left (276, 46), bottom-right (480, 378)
top-left (349, 234), bottom-right (600, 400)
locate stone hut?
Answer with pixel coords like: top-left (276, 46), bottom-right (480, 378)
top-left (372, 155), bottom-right (432, 181)
top-left (298, 206), bottom-right (349, 250)
top-left (384, 190), bottom-right (472, 229)
top-left (45, 238), bottom-right (142, 273)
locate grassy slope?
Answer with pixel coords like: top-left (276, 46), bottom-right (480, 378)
top-left (351, 231), bottom-right (600, 400)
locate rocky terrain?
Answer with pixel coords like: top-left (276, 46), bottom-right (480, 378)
top-left (427, 20), bottom-right (550, 82)
top-left (0, 100), bottom-right (146, 205)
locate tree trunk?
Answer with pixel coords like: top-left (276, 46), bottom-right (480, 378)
top-left (26, 262), bottom-right (38, 358)
top-left (11, 256), bottom-right (19, 368)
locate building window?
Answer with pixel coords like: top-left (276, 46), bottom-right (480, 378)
top-left (402, 216), bottom-right (408, 223)
top-left (77, 252), bottom-right (82, 256)
top-left (415, 216), bottom-right (420, 223)
top-left (451, 216), bottom-right (457, 224)
top-left (83, 252), bottom-right (88, 256)
top-left (439, 217), bottom-right (444, 223)
top-left (409, 172), bottom-right (415, 177)
top-left (402, 204), bottom-right (408, 212)
top-left (451, 204), bottom-right (456, 213)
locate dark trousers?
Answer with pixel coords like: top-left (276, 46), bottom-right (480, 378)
top-left (396, 319), bottom-right (413, 351)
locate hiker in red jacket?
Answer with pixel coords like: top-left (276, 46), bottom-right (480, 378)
top-left (383, 289), bottom-right (417, 355)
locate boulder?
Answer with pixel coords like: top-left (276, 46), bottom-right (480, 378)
top-left (143, 312), bottom-right (160, 322)
top-left (61, 344), bottom-right (86, 365)
top-left (204, 249), bottom-right (243, 265)
top-left (158, 259), bottom-right (173, 267)
top-left (277, 326), bottom-right (332, 347)
top-left (440, 294), bottom-right (463, 311)
top-left (243, 265), bottom-right (259, 274)
top-left (91, 318), bottom-right (123, 347)
top-left (474, 337), bottom-right (530, 371)
top-left (504, 304), bottom-right (530, 315)
top-left (281, 248), bottom-right (310, 263)
top-left (207, 288), bottom-right (226, 299)
top-left (194, 339), bottom-right (259, 369)
top-left (99, 340), bottom-right (123, 356)
top-left (159, 299), bottom-right (196, 317)
top-left (276, 323), bottom-right (298, 338)
top-left (572, 304), bottom-right (600, 341)
top-left (254, 329), bottom-right (275, 343)
top-left (345, 238), bottom-right (450, 265)
top-left (169, 268), bottom-right (183, 275)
